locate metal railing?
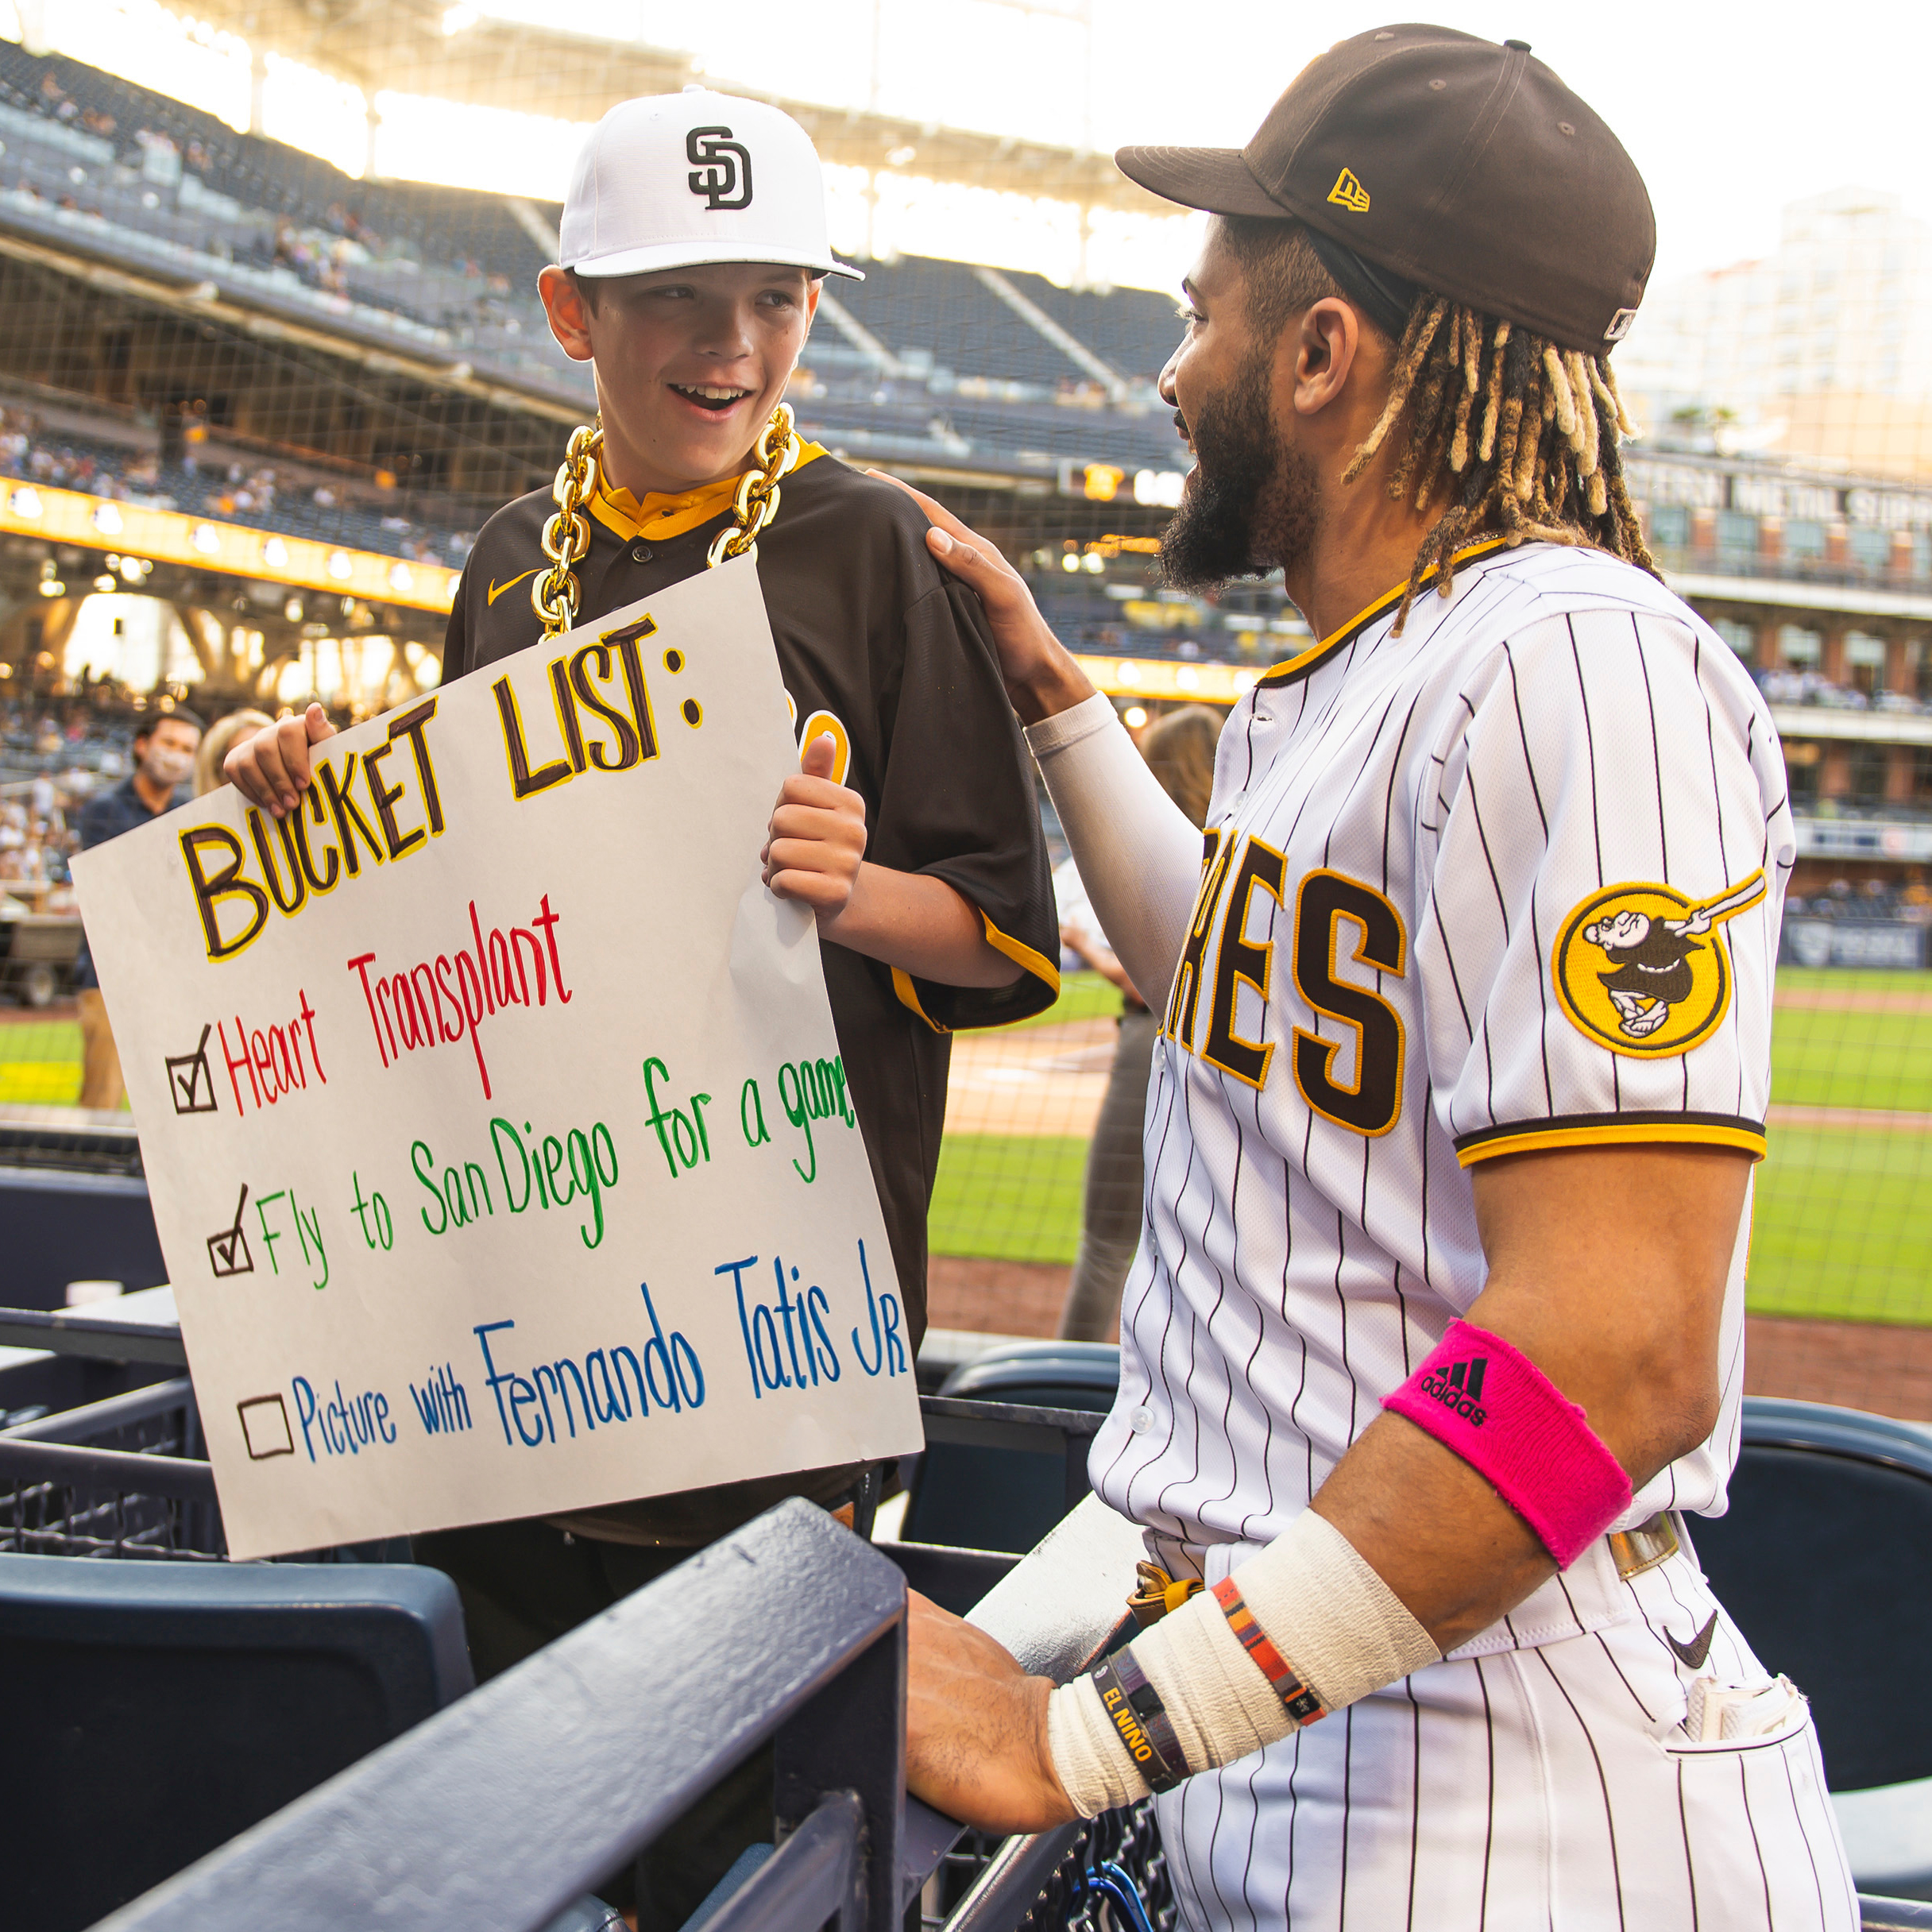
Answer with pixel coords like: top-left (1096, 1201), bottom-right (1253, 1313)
top-left (2, 1303), bottom-right (1924, 1932)
top-left (95, 1497), bottom-right (907, 1932)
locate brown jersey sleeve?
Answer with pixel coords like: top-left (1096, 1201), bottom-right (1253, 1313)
top-left (442, 570), bottom-right (472, 683)
top-left (867, 574), bottom-right (1060, 1032)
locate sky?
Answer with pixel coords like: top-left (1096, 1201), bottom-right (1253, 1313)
top-left (17, 0), bottom-right (1932, 295)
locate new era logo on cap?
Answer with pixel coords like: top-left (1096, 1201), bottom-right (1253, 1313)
top-left (1327, 168), bottom-right (1371, 214)
top-left (561, 89), bottom-right (860, 284)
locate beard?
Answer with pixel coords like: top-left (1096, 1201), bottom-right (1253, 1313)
top-left (1158, 347), bottom-right (1319, 595)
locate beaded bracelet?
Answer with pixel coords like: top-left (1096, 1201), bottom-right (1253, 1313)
top-left (1090, 1645), bottom-right (1188, 1792)
top-left (1212, 1577), bottom-right (1327, 1725)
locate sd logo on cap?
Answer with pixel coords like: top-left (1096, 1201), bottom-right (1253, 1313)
top-left (561, 89), bottom-right (862, 284)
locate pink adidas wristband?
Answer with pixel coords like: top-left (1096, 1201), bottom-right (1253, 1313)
top-left (1382, 1320), bottom-right (1633, 1569)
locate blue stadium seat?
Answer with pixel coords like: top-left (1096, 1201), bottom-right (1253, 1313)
top-left (0, 1552), bottom-right (473, 1931)
top-left (899, 1340), bottom-right (1119, 1555)
top-left (1691, 1397), bottom-right (1932, 1900)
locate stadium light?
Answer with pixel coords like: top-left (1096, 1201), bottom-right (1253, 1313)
top-left (1134, 469), bottom-right (1185, 508)
top-left (1061, 552), bottom-right (1080, 572)
top-left (91, 502), bottom-right (124, 536)
top-left (1081, 462), bottom-right (1125, 502)
top-left (10, 488), bottom-right (41, 520)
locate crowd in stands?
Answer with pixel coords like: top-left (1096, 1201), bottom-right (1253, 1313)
top-left (0, 404), bottom-right (475, 568)
top-left (1787, 879), bottom-right (1932, 922)
top-left (0, 695), bottom-right (132, 902)
top-left (0, 48), bottom-right (1186, 469)
top-left (1754, 664), bottom-right (1931, 714)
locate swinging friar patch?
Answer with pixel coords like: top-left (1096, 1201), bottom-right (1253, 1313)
top-left (1551, 871), bottom-right (1767, 1058)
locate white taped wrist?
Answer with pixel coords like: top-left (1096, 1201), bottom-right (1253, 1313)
top-left (1042, 1514), bottom-right (1442, 1815)
top-left (1023, 694), bottom-right (1203, 1007)
top-left (1235, 1511), bottom-right (1441, 1714)
top-left (1046, 1673), bottom-right (1150, 1818)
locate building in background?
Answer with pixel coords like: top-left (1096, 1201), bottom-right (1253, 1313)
top-left (1621, 187), bottom-right (1932, 479)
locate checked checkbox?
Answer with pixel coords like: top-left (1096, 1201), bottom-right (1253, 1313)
top-left (164, 1023), bottom-right (218, 1116)
top-left (207, 1184), bottom-right (253, 1279)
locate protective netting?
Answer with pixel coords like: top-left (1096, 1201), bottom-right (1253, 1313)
top-left (0, 21), bottom-right (1929, 1427)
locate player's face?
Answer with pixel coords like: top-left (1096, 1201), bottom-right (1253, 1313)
top-left (1156, 226), bottom-right (1317, 593)
top-left (539, 262), bottom-right (819, 495)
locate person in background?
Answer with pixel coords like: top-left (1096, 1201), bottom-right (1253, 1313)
top-left (74, 706), bottom-right (202, 1109)
top-left (1057, 705), bottom-right (1219, 1341)
top-left (193, 708), bottom-right (272, 798)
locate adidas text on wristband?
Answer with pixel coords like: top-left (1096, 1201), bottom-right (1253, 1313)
top-left (1090, 1647), bottom-right (1188, 1792)
top-left (1211, 1577), bottom-right (1326, 1724)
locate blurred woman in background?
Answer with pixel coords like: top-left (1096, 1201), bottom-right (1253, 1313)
top-left (1056, 704), bottom-right (1219, 1341)
top-left (194, 709), bottom-right (273, 797)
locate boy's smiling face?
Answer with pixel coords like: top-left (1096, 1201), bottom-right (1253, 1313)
top-left (538, 260), bottom-right (819, 498)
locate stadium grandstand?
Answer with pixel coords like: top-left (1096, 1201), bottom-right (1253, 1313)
top-left (4, 12), bottom-right (1932, 1930)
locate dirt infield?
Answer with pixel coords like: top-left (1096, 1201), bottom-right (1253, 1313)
top-left (928, 1256), bottom-right (1932, 1424)
top-left (1766, 1102), bottom-right (1932, 1133)
top-left (942, 1017), bottom-right (1115, 1138)
top-left (1774, 985), bottom-right (1932, 1015)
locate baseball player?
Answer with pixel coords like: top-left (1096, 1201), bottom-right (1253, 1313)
top-left (224, 88), bottom-right (1057, 1926)
top-left (898, 28), bottom-right (1856, 1931)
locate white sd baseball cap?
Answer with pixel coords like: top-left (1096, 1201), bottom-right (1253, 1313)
top-left (560, 88), bottom-right (863, 282)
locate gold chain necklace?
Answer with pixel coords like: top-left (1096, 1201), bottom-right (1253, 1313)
top-left (531, 403), bottom-right (802, 639)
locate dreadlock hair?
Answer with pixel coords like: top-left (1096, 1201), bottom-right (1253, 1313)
top-left (1217, 218), bottom-right (1656, 634)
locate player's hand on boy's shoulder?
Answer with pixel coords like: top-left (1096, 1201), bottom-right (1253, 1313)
top-left (763, 731), bottom-right (867, 924)
top-left (870, 471), bottom-right (1096, 727)
top-left (224, 703), bottom-right (337, 819)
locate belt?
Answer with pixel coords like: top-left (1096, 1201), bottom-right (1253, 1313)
top-left (1132, 1510), bottom-right (1683, 1625)
top-left (1606, 1509), bottom-right (1680, 1581)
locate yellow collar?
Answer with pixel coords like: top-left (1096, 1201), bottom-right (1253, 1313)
top-left (589, 439), bottom-right (829, 545)
top-left (1260, 537), bottom-right (1510, 686)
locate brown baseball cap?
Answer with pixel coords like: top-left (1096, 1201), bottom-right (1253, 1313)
top-left (1116, 25), bottom-right (1654, 354)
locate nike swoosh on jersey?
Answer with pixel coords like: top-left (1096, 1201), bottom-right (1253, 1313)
top-left (1665, 1609), bottom-right (1720, 1670)
top-left (488, 567), bottom-right (539, 605)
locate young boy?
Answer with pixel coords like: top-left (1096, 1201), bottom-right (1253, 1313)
top-left (224, 89), bottom-right (1057, 1922)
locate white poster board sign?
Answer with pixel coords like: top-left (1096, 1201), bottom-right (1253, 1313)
top-left (73, 560), bottom-right (923, 1559)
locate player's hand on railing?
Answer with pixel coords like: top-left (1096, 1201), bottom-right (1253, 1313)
top-left (905, 1588), bottom-right (1079, 1833)
top-left (763, 731), bottom-right (868, 924)
top-left (223, 703), bottom-right (337, 819)
top-left (871, 472), bottom-right (1098, 726)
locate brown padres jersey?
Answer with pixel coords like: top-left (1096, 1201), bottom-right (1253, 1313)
top-left (444, 445), bottom-right (1059, 1540)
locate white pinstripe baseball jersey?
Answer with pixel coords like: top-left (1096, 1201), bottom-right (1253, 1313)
top-left (1092, 539), bottom-right (1793, 1652)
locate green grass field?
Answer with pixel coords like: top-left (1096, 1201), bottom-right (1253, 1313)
top-left (1771, 1006), bottom-right (1932, 1113)
top-left (1749, 1126), bottom-right (1932, 1324)
top-left (0, 1018), bottom-right (83, 1107)
top-left (1009, 969), bottom-right (1123, 1030)
top-left (925, 966), bottom-right (1932, 1325)
top-left (929, 1134), bottom-right (1090, 1266)
top-left (10, 968), bottom-right (1931, 1323)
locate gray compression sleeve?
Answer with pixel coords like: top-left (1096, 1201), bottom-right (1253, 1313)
top-left (1025, 694), bottom-right (1203, 1011)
